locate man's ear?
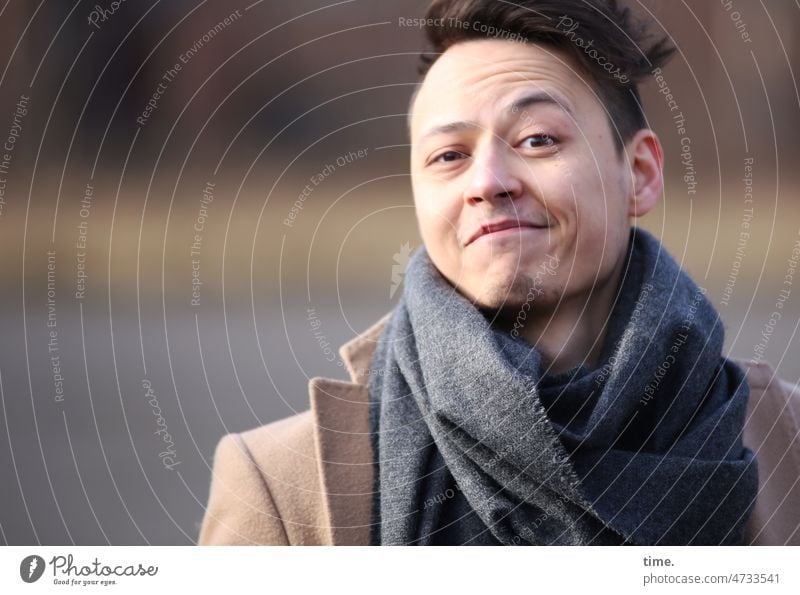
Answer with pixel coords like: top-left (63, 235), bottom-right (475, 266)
top-left (625, 129), bottom-right (664, 218)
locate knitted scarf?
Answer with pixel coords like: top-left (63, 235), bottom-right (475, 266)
top-left (367, 227), bottom-right (757, 545)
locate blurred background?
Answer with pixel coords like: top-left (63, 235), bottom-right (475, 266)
top-left (0, 0), bottom-right (798, 545)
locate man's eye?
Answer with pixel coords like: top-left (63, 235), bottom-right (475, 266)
top-left (520, 133), bottom-right (557, 148)
top-left (433, 150), bottom-right (467, 164)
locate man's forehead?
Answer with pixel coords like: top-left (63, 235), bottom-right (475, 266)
top-left (409, 40), bottom-right (584, 137)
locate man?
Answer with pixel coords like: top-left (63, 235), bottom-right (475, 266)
top-left (198, 0), bottom-right (800, 545)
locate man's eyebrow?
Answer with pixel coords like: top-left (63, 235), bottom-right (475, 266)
top-left (417, 92), bottom-right (574, 143)
top-left (505, 91), bottom-right (574, 118)
top-left (418, 120), bottom-right (481, 143)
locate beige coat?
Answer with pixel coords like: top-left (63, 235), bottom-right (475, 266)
top-left (198, 313), bottom-right (800, 545)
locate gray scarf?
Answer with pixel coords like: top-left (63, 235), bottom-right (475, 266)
top-left (368, 227), bottom-right (757, 545)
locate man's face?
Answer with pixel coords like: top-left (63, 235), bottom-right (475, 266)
top-left (410, 39), bottom-right (638, 313)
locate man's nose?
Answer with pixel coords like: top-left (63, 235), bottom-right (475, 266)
top-left (462, 144), bottom-right (523, 205)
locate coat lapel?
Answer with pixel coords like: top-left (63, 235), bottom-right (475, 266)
top-left (308, 313), bottom-right (391, 545)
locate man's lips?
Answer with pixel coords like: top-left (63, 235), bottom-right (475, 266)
top-left (465, 218), bottom-right (549, 246)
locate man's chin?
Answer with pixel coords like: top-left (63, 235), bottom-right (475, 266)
top-left (462, 275), bottom-right (539, 312)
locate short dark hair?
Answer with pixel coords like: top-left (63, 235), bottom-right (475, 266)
top-left (415, 0), bottom-right (675, 153)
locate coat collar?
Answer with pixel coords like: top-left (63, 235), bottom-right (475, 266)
top-left (308, 312), bottom-right (391, 545)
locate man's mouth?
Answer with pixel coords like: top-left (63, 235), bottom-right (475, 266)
top-left (465, 218), bottom-right (549, 246)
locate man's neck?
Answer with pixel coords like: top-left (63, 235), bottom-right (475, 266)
top-left (516, 254), bottom-right (627, 375)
